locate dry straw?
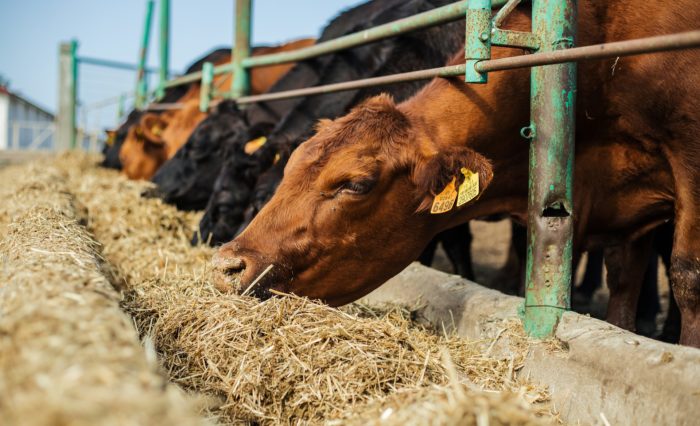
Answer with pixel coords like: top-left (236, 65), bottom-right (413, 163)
top-left (0, 161), bottom-right (206, 425)
top-left (4, 153), bottom-right (557, 425)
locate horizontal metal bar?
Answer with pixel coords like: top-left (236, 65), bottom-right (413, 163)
top-left (161, 0), bottom-right (510, 90)
top-left (477, 29), bottom-right (700, 73)
top-left (77, 56), bottom-right (163, 74)
top-left (144, 102), bottom-right (184, 111)
top-left (162, 63), bottom-right (233, 88)
top-left (234, 30), bottom-right (700, 104)
top-left (242, 0), bottom-right (508, 68)
top-left (235, 65), bottom-right (465, 104)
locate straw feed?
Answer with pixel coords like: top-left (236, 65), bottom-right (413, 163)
top-left (2, 153), bottom-right (558, 425)
top-left (0, 162), bottom-right (206, 425)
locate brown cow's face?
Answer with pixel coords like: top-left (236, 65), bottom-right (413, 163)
top-left (119, 122), bottom-right (167, 180)
top-left (213, 95), bottom-right (493, 306)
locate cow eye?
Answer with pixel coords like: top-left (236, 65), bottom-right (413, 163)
top-left (339, 179), bottom-right (374, 195)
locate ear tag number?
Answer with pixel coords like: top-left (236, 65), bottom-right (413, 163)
top-left (431, 177), bottom-right (457, 214)
top-left (244, 136), bottom-right (267, 154)
top-left (457, 167), bottom-right (479, 207)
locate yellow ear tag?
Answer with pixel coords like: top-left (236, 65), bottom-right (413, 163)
top-left (430, 177), bottom-right (457, 214)
top-left (273, 153), bottom-right (281, 164)
top-left (244, 136), bottom-right (267, 154)
top-left (151, 126), bottom-right (162, 136)
top-left (457, 167), bottom-right (479, 207)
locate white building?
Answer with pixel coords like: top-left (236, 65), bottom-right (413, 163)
top-left (0, 85), bottom-right (55, 150)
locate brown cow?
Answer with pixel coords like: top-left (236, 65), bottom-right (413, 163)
top-left (213, 2), bottom-right (700, 347)
top-left (120, 38), bottom-right (315, 180)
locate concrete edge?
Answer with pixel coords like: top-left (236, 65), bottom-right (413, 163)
top-left (361, 263), bottom-right (700, 426)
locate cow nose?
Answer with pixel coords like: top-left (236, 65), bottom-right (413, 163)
top-left (212, 251), bottom-right (246, 293)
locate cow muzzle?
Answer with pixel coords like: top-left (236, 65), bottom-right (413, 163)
top-left (212, 246), bottom-right (292, 300)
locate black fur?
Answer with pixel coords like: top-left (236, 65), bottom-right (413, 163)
top-left (198, 0), bottom-right (463, 245)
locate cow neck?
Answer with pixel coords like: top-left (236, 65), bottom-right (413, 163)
top-left (400, 75), bottom-right (531, 229)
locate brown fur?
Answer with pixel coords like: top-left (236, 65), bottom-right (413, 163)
top-left (214, 1), bottom-right (700, 346)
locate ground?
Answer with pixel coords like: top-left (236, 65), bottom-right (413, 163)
top-left (430, 219), bottom-right (672, 335)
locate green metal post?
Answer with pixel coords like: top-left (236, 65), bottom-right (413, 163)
top-left (57, 40), bottom-right (78, 150)
top-left (465, 0), bottom-right (492, 83)
top-left (156, 0), bottom-right (170, 99)
top-left (523, 0), bottom-right (577, 338)
top-left (199, 62), bottom-right (214, 112)
top-left (117, 93), bottom-right (126, 121)
top-left (135, 0), bottom-right (155, 108)
top-left (231, 0), bottom-right (252, 99)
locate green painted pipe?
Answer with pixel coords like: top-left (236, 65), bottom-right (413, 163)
top-left (156, 0), bottom-right (170, 99)
top-left (242, 0), bottom-right (509, 68)
top-left (522, 0), bottom-right (577, 338)
top-left (465, 0), bottom-right (492, 83)
top-left (199, 62), bottom-right (214, 112)
top-left (135, 0), bottom-right (155, 109)
top-left (77, 56), bottom-right (161, 74)
top-left (68, 40), bottom-right (78, 149)
top-left (231, 0), bottom-right (252, 99)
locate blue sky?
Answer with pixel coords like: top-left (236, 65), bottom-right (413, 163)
top-left (0, 0), bottom-right (362, 120)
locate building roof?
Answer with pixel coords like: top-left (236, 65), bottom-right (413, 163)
top-left (0, 85), bottom-right (55, 118)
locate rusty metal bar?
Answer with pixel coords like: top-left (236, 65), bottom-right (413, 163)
top-left (199, 62), bottom-right (214, 112)
top-left (522, 0), bottom-right (577, 338)
top-left (476, 29), bottom-right (700, 73)
top-left (156, 0), bottom-right (170, 99)
top-left (234, 64), bottom-right (466, 104)
top-left (231, 0), bottom-right (252, 99)
top-left (135, 0), bottom-right (155, 109)
top-left (493, 0), bottom-right (521, 28)
top-left (241, 0), bottom-right (509, 69)
top-left (230, 30), bottom-right (700, 104)
top-left (159, 0), bottom-right (510, 91)
top-left (144, 102), bottom-right (184, 111)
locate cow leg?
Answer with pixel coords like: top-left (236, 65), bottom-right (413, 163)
top-left (669, 222), bottom-right (700, 347)
top-left (417, 237), bottom-right (439, 268)
top-left (636, 250), bottom-right (660, 337)
top-left (438, 223), bottom-right (475, 281)
top-left (653, 221), bottom-right (681, 342)
top-left (604, 233), bottom-right (654, 332)
top-left (577, 249), bottom-right (604, 301)
top-left (498, 221), bottom-right (526, 295)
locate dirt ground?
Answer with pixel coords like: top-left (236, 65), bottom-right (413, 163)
top-left (429, 219), bottom-right (672, 337)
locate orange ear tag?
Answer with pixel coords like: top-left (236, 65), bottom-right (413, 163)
top-left (456, 167), bottom-right (479, 207)
top-left (244, 136), bottom-right (267, 154)
top-left (430, 177), bottom-right (458, 214)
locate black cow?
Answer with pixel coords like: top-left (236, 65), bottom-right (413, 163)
top-left (148, 0), bottom-right (409, 211)
top-left (100, 47), bottom-right (231, 169)
top-left (198, 0), bottom-right (464, 245)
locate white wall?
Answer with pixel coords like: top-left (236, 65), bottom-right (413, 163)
top-left (0, 93), bottom-right (8, 150)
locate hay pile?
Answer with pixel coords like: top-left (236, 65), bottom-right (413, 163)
top-left (0, 162), bottom-right (206, 425)
top-left (6, 153), bottom-right (556, 425)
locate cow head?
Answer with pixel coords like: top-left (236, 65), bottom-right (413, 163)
top-left (119, 116), bottom-right (168, 180)
top-left (120, 100), bottom-right (205, 180)
top-left (149, 101), bottom-right (254, 211)
top-left (213, 94), bottom-right (493, 305)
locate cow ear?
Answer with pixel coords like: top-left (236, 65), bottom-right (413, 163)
top-left (140, 113), bottom-right (167, 144)
top-left (412, 145), bottom-right (493, 213)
